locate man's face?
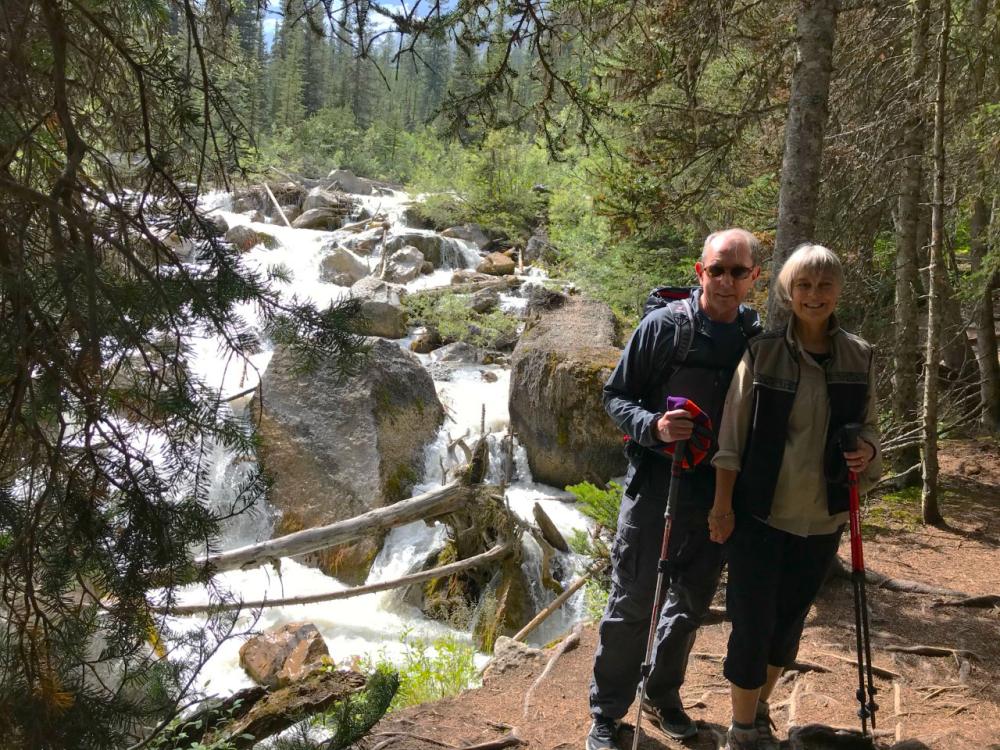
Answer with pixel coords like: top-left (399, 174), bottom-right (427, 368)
top-left (695, 235), bottom-right (760, 322)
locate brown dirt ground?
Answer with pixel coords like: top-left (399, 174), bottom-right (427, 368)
top-left (366, 439), bottom-right (1000, 750)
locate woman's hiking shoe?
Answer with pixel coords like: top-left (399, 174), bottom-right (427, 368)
top-left (754, 701), bottom-right (780, 750)
top-left (586, 716), bottom-right (621, 750)
top-left (723, 724), bottom-right (761, 750)
top-left (641, 700), bottom-right (698, 740)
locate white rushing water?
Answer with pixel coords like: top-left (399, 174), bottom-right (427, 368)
top-left (170, 185), bottom-right (593, 696)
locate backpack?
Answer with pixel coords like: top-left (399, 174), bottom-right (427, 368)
top-left (642, 286), bottom-right (759, 381)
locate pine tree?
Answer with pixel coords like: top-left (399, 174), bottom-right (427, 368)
top-left (0, 1), bottom-right (365, 746)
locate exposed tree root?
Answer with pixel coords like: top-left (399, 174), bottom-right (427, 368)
top-left (884, 644), bottom-right (978, 660)
top-left (930, 594), bottom-right (1000, 608)
top-left (522, 625), bottom-right (582, 721)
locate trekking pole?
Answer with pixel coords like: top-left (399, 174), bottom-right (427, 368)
top-left (631, 438), bottom-right (686, 750)
top-left (843, 424), bottom-right (878, 735)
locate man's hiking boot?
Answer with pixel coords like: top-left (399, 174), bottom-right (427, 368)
top-left (723, 724), bottom-right (760, 750)
top-left (754, 701), bottom-right (780, 750)
top-left (586, 716), bottom-right (621, 750)
top-left (641, 700), bottom-right (698, 740)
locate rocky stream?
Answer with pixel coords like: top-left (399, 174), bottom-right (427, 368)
top-left (164, 171), bottom-right (628, 698)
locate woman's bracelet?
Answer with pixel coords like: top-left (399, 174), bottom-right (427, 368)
top-left (709, 511), bottom-right (734, 520)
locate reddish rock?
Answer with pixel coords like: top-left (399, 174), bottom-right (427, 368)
top-left (239, 622), bottom-right (330, 689)
top-left (477, 251), bottom-right (516, 276)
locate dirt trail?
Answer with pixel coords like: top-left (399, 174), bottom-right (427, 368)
top-left (368, 440), bottom-right (1000, 750)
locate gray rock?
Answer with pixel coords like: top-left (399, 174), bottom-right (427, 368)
top-left (441, 223), bottom-right (491, 250)
top-left (340, 227), bottom-right (384, 256)
top-left (319, 245), bottom-right (369, 286)
top-left (326, 168), bottom-right (374, 195)
top-left (410, 327), bottom-right (442, 354)
top-left (350, 276), bottom-right (407, 306)
top-left (356, 300), bottom-right (408, 339)
top-left (225, 224), bottom-right (262, 252)
top-left (278, 204), bottom-right (301, 224)
top-left (302, 187), bottom-right (346, 212)
top-left (430, 342), bottom-right (479, 364)
top-left (481, 636), bottom-right (543, 683)
top-left (400, 203), bottom-right (437, 230)
top-left (292, 208), bottom-right (343, 231)
top-left (205, 214), bottom-right (228, 236)
top-left (384, 246), bottom-right (425, 284)
top-left (471, 288), bottom-right (500, 314)
top-left (382, 232), bottom-right (446, 267)
top-left (258, 338), bottom-right (444, 554)
top-left (524, 231), bottom-right (555, 265)
top-left (509, 297), bottom-right (626, 487)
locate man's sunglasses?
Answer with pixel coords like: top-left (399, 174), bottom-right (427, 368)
top-left (704, 265), bottom-right (754, 280)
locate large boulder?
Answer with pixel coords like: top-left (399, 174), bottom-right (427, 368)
top-left (239, 622), bottom-right (330, 689)
top-left (319, 245), bottom-right (370, 286)
top-left (508, 297), bottom-right (625, 487)
top-left (356, 300), bottom-right (408, 339)
top-left (351, 276), bottom-right (407, 305)
top-left (326, 169), bottom-right (375, 195)
top-left (383, 232), bottom-right (446, 267)
top-left (524, 230), bottom-right (556, 265)
top-left (340, 227), bottom-right (385, 256)
top-left (384, 246), bottom-right (425, 284)
top-left (292, 207), bottom-right (348, 231)
top-left (225, 224), bottom-right (262, 252)
top-left (302, 187), bottom-right (350, 212)
top-left (441, 223), bottom-right (491, 250)
top-left (477, 251), bottom-right (516, 276)
top-left (257, 339), bottom-right (444, 579)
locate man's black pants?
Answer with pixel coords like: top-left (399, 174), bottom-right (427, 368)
top-left (589, 483), bottom-right (723, 719)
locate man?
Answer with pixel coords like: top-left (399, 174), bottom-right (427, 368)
top-left (587, 228), bottom-right (762, 750)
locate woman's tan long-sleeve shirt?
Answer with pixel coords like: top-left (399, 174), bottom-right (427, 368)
top-left (712, 324), bottom-right (881, 537)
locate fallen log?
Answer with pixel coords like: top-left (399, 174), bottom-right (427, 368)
top-left (512, 560), bottom-right (604, 642)
top-left (196, 480), bottom-right (471, 576)
top-left (174, 669), bottom-right (366, 750)
top-left (158, 543), bottom-right (513, 616)
top-left (407, 277), bottom-right (522, 299)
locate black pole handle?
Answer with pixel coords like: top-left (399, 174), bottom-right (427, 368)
top-left (840, 422), bottom-right (863, 453)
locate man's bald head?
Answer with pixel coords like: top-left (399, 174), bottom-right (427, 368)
top-left (701, 228), bottom-right (760, 265)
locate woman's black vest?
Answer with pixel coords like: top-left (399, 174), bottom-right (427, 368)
top-left (734, 325), bottom-right (872, 519)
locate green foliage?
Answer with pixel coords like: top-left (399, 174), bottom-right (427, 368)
top-left (566, 481), bottom-right (622, 601)
top-left (404, 292), bottom-right (519, 350)
top-left (317, 667), bottom-right (400, 750)
top-left (370, 632), bottom-right (479, 711)
top-left (411, 131), bottom-right (551, 238)
top-left (863, 486), bottom-right (922, 535)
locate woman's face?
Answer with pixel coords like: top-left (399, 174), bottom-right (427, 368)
top-left (790, 271), bottom-right (841, 326)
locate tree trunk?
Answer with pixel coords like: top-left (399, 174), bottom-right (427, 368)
top-left (968, 0), bottom-right (1000, 433)
top-left (892, 0), bottom-right (930, 476)
top-left (921, 2), bottom-right (949, 526)
top-left (766, 0), bottom-right (839, 327)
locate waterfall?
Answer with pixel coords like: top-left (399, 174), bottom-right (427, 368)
top-left (173, 185), bottom-right (595, 693)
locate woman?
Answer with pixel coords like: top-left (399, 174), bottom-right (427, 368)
top-left (708, 244), bottom-right (881, 750)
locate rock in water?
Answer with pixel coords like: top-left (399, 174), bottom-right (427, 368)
top-left (239, 622), bottom-right (330, 689)
top-left (319, 244), bottom-right (370, 286)
top-left (533, 502), bottom-right (569, 553)
top-left (477, 251), bottom-right (516, 276)
top-left (256, 339), bottom-right (444, 581)
top-left (509, 297), bottom-right (626, 487)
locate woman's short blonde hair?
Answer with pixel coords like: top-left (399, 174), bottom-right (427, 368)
top-left (775, 243), bottom-right (844, 307)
